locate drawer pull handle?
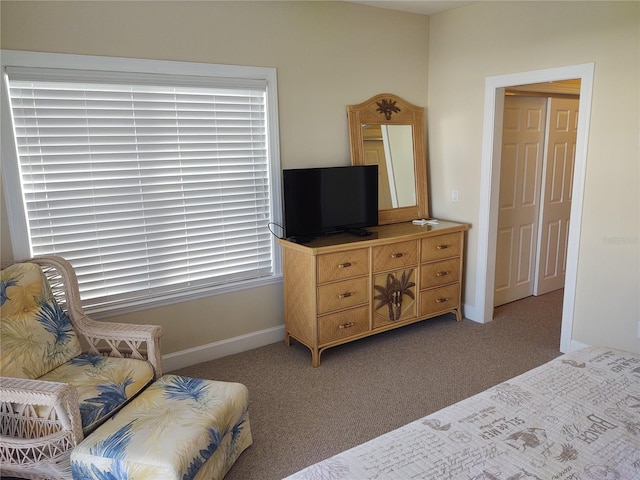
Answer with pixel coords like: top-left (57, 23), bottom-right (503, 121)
top-left (338, 292), bottom-right (354, 299)
top-left (436, 244), bottom-right (449, 250)
top-left (391, 253), bottom-right (404, 258)
top-left (338, 262), bottom-right (352, 268)
top-left (436, 271), bottom-right (449, 277)
top-left (436, 297), bottom-right (449, 303)
top-left (339, 322), bottom-right (355, 329)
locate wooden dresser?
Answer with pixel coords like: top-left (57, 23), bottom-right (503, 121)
top-left (279, 220), bottom-right (469, 366)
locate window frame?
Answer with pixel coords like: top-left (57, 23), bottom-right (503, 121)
top-left (1, 50), bottom-right (283, 317)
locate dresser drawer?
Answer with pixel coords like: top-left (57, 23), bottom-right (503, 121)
top-left (317, 277), bottom-right (369, 315)
top-left (372, 240), bottom-right (418, 273)
top-left (420, 258), bottom-right (460, 289)
top-left (421, 233), bottom-right (461, 262)
top-left (318, 305), bottom-right (369, 345)
top-left (317, 248), bottom-right (369, 284)
top-left (419, 284), bottom-right (460, 316)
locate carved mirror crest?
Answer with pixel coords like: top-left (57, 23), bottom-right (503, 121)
top-left (347, 94), bottom-right (429, 225)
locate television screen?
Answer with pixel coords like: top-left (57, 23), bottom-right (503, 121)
top-left (283, 165), bottom-right (378, 241)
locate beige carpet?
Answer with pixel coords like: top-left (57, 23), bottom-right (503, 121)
top-left (171, 289), bottom-right (564, 480)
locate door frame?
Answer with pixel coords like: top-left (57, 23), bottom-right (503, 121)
top-left (473, 63), bottom-right (595, 353)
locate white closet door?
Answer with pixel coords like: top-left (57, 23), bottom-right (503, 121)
top-left (535, 97), bottom-right (578, 295)
top-left (494, 96), bottom-right (547, 307)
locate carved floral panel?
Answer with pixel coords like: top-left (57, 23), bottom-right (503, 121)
top-left (372, 268), bottom-right (416, 327)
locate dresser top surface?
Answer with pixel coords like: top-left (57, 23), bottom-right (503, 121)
top-left (279, 220), bottom-right (470, 254)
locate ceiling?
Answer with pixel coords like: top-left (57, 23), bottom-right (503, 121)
top-left (346, 1), bottom-right (475, 16)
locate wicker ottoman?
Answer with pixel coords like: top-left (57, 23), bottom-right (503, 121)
top-left (70, 375), bottom-right (252, 480)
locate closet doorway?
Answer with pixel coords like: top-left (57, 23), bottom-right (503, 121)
top-left (494, 81), bottom-right (580, 307)
top-left (474, 62), bottom-right (595, 354)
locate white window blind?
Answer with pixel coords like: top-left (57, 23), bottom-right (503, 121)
top-left (4, 63), bottom-right (280, 313)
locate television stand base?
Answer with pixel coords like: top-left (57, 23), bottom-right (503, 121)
top-left (346, 228), bottom-right (372, 237)
top-left (286, 235), bottom-right (316, 244)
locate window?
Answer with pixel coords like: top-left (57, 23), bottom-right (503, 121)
top-left (1, 51), bottom-right (282, 316)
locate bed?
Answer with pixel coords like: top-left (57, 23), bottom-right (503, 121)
top-left (285, 347), bottom-right (640, 480)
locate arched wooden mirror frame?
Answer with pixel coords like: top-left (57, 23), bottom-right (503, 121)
top-left (347, 93), bottom-right (429, 225)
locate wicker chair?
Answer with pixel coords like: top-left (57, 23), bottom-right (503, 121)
top-left (0, 255), bottom-right (164, 480)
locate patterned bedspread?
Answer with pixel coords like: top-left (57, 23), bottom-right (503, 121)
top-left (285, 347), bottom-right (640, 480)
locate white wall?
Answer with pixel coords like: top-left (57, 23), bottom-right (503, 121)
top-left (427, 1), bottom-right (640, 352)
top-left (0, 1), bottom-right (430, 356)
top-left (3, 1), bottom-right (638, 359)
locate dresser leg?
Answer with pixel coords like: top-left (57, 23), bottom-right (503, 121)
top-left (284, 332), bottom-right (291, 347)
top-left (312, 349), bottom-right (320, 367)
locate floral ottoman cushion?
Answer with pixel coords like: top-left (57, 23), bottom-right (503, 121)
top-left (71, 375), bottom-right (252, 480)
top-left (40, 353), bottom-right (155, 434)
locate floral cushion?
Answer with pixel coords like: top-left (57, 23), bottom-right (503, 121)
top-left (40, 354), bottom-right (155, 434)
top-left (0, 262), bottom-right (82, 379)
top-left (70, 375), bottom-right (253, 480)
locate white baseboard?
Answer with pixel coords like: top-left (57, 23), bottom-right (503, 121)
top-left (160, 317), bottom-right (589, 372)
top-left (462, 302), bottom-right (483, 323)
top-left (162, 325), bottom-right (285, 372)
top-left (565, 339), bottom-right (589, 354)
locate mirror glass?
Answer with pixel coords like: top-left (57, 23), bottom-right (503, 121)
top-left (362, 124), bottom-right (416, 209)
top-left (347, 94), bottom-right (429, 225)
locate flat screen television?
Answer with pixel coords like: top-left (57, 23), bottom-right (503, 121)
top-left (283, 165), bottom-right (379, 242)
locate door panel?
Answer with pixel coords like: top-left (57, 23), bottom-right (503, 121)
top-left (494, 96), bottom-right (547, 306)
top-left (535, 97), bottom-right (578, 295)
